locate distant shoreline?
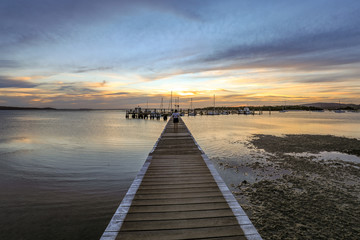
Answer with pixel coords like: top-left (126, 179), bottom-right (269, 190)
top-left (0, 106), bottom-right (127, 111)
top-left (1, 102), bottom-right (360, 111)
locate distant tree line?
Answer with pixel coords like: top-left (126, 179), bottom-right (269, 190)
top-left (198, 105), bottom-right (324, 111)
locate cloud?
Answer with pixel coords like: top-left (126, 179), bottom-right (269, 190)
top-left (73, 66), bottom-right (113, 73)
top-left (0, 0), bottom-right (203, 46)
top-left (55, 84), bottom-right (100, 95)
top-left (0, 60), bottom-right (20, 68)
top-left (99, 80), bottom-right (107, 87)
top-left (0, 76), bottom-right (38, 88)
top-left (1, 0), bottom-right (360, 107)
top-left (146, 0), bottom-right (204, 21)
top-left (295, 75), bottom-right (352, 84)
top-left (198, 27), bottom-right (360, 69)
top-left (105, 92), bottom-right (129, 96)
top-left (183, 4), bottom-right (360, 73)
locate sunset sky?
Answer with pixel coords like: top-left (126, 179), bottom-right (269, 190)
top-left (1, 0), bottom-right (360, 108)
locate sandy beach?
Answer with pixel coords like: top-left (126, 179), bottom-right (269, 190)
top-left (219, 134), bottom-right (360, 239)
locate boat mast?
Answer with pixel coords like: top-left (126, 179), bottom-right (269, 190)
top-left (160, 97), bottom-right (163, 112)
top-left (178, 97), bottom-right (180, 111)
top-left (213, 94), bottom-right (215, 113)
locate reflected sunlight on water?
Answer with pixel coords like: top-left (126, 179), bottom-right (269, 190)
top-left (185, 111), bottom-right (360, 154)
top-left (183, 111), bottom-right (360, 189)
top-left (0, 110), bottom-right (166, 240)
top-left (0, 110), bottom-right (359, 239)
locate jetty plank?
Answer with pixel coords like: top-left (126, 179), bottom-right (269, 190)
top-left (101, 118), bottom-right (262, 240)
top-left (124, 209), bottom-right (237, 221)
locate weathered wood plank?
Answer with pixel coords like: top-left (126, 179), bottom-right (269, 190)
top-left (128, 202), bottom-right (231, 212)
top-left (136, 182), bottom-right (218, 190)
top-left (124, 209), bottom-right (236, 221)
top-left (141, 179), bottom-right (216, 185)
top-left (141, 173), bottom-right (214, 178)
top-left (131, 196), bottom-right (227, 206)
top-left (121, 216), bottom-right (240, 231)
top-left (134, 186), bottom-right (223, 194)
top-left (133, 191), bottom-right (224, 200)
top-left (116, 225), bottom-right (246, 240)
top-left (141, 176), bottom-right (212, 181)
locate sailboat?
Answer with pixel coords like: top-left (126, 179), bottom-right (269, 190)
top-left (207, 94), bottom-right (219, 115)
top-left (279, 101), bottom-right (288, 113)
top-left (188, 98), bottom-right (196, 116)
top-left (243, 107), bottom-right (251, 115)
top-left (334, 100), bottom-right (345, 113)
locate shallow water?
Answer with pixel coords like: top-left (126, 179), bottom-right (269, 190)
top-left (183, 111), bottom-right (360, 188)
top-left (0, 110), bottom-right (359, 239)
top-left (184, 111), bottom-right (360, 158)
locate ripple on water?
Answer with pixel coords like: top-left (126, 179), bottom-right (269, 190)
top-left (0, 110), bottom-right (166, 240)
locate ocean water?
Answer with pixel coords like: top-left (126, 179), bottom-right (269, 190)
top-left (0, 110), bottom-right (359, 239)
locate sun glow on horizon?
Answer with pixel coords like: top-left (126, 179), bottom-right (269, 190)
top-left (1, 1), bottom-right (360, 108)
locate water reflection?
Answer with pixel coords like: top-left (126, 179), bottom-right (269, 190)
top-left (185, 111), bottom-right (360, 161)
top-left (0, 110), bottom-right (166, 240)
top-left (183, 111), bottom-right (360, 198)
top-left (185, 111), bottom-right (360, 145)
top-left (0, 110), bottom-right (359, 239)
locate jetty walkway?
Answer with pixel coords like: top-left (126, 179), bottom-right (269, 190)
top-left (101, 118), bottom-right (262, 240)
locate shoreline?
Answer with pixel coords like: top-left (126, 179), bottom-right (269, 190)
top-left (215, 134), bottom-right (360, 239)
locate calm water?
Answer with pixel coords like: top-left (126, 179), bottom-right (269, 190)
top-left (0, 110), bottom-right (166, 240)
top-left (0, 110), bottom-right (359, 239)
top-left (184, 111), bottom-right (360, 186)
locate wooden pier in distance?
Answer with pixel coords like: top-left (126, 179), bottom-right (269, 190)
top-left (101, 118), bottom-right (262, 240)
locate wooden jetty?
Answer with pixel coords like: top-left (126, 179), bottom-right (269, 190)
top-left (101, 118), bottom-right (262, 240)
